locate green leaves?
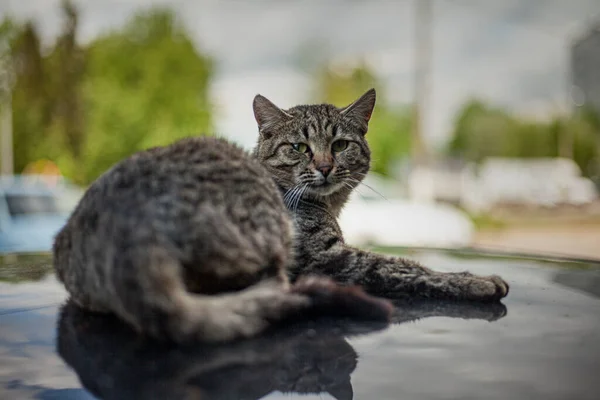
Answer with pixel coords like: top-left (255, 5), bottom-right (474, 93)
top-left (314, 62), bottom-right (412, 176)
top-left (4, 5), bottom-right (214, 185)
top-left (448, 99), bottom-right (600, 178)
top-left (80, 9), bottom-right (213, 184)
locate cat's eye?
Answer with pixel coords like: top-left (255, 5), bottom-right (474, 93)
top-left (331, 140), bottom-right (348, 152)
top-left (291, 143), bottom-right (310, 153)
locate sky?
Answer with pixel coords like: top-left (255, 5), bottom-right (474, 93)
top-left (1, 0), bottom-right (599, 150)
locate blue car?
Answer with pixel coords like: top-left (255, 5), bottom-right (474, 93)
top-left (0, 175), bottom-right (83, 253)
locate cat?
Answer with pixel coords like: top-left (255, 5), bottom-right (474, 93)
top-left (55, 298), bottom-right (506, 400)
top-left (252, 88), bottom-right (509, 301)
top-left (53, 136), bottom-right (393, 343)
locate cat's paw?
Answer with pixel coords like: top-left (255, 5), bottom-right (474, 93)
top-left (292, 275), bottom-right (393, 321)
top-left (464, 274), bottom-right (509, 302)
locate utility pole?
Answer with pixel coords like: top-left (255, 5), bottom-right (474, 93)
top-left (0, 41), bottom-right (14, 176)
top-left (408, 0), bottom-right (434, 203)
top-left (412, 0), bottom-right (432, 167)
top-left (0, 91), bottom-right (12, 176)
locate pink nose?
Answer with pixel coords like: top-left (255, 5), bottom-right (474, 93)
top-left (317, 165), bottom-right (332, 177)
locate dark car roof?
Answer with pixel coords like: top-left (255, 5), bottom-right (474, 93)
top-left (1, 249), bottom-right (599, 400)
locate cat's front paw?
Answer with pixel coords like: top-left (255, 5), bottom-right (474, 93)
top-left (463, 274), bottom-right (509, 302)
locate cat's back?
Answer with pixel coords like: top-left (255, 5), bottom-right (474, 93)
top-left (92, 136), bottom-right (264, 201)
top-left (55, 136), bottom-right (291, 290)
top-left (72, 137), bottom-right (274, 220)
top-left (60, 136), bottom-right (287, 255)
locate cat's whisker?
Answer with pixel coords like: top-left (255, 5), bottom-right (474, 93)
top-left (346, 177), bottom-right (388, 201)
top-left (354, 171), bottom-right (403, 185)
top-left (291, 184), bottom-right (306, 208)
top-left (288, 185), bottom-right (300, 211)
top-left (295, 183), bottom-right (309, 212)
top-left (290, 183), bottom-right (305, 213)
top-left (343, 181), bottom-right (368, 198)
top-left (283, 184), bottom-right (301, 201)
top-left (342, 181), bottom-right (357, 193)
top-left (282, 188), bottom-right (294, 204)
top-left (282, 187), bottom-right (296, 205)
top-left (287, 182), bottom-right (305, 213)
top-left (284, 184), bottom-right (304, 208)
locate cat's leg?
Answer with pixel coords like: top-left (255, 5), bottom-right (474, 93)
top-left (302, 245), bottom-right (508, 301)
top-left (181, 204), bottom-right (293, 294)
top-left (293, 206), bottom-right (508, 301)
top-left (293, 215), bottom-right (508, 301)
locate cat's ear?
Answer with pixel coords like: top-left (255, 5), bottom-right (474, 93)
top-left (253, 94), bottom-right (293, 135)
top-left (340, 88), bottom-right (376, 134)
top-left (327, 379), bottom-right (354, 400)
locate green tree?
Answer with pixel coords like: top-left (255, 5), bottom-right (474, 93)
top-left (72, 8), bottom-right (214, 184)
top-left (49, 0), bottom-right (85, 163)
top-left (315, 62), bottom-right (412, 176)
top-left (2, 4), bottom-right (214, 185)
top-left (448, 98), bottom-right (600, 177)
top-left (3, 1), bottom-right (85, 175)
top-left (448, 100), bottom-right (521, 162)
top-left (6, 19), bottom-right (51, 173)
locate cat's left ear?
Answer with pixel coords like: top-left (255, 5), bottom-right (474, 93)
top-left (340, 88), bottom-right (376, 134)
top-left (253, 94), bottom-right (293, 136)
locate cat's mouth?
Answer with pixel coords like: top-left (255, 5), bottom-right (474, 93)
top-left (309, 180), bottom-right (344, 196)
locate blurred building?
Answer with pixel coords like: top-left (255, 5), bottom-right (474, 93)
top-left (571, 22), bottom-right (600, 112)
top-left (406, 158), bottom-right (597, 213)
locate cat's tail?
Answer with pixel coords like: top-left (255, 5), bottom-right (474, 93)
top-left (173, 276), bottom-right (393, 343)
top-left (102, 248), bottom-right (392, 343)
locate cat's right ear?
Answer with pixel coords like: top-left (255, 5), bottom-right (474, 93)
top-left (340, 88), bottom-right (376, 134)
top-left (253, 94), bottom-right (292, 136)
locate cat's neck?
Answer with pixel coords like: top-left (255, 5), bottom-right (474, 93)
top-left (321, 188), bottom-right (353, 217)
top-left (278, 185), bottom-right (352, 218)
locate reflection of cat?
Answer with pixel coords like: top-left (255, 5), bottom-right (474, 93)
top-left (57, 300), bottom-right (507, 400)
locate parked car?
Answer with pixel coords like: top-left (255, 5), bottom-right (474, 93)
top-left (0, 175), bottom-right (83, 253)
top-left (339, 172), bottom-right (475, 248)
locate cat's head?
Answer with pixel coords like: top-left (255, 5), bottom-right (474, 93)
top-left (252, 89), bottom-right (375, 204)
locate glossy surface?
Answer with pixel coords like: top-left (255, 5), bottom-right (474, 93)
top-left (1, 249), bottom-right (599, 400)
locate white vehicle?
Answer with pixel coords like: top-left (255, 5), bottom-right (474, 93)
top-left (339, 173), bottom-right (474, 248)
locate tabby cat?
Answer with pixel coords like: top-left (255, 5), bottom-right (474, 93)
top-left (53, 89), bottom-right (508, 344)
top-left (53, 137), bottom-right (392, 343)
top-left (252, 89), bottom-right (509, 301)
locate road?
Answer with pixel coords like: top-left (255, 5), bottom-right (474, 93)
top-left (474, 224), bottom-right (600, 261)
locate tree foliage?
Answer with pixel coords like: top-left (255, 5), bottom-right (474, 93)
top-left (448, 99), bottom-right (600, 177)
top-left (77, 8), bottom-right (213, 183)
top-left (2, 2), bottom-right (213, 184)
top-left (314, 62), bottom-right (412, 176)
top-left (8, 20), bottom-right (50, 173)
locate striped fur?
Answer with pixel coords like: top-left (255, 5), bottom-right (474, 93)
top-left (253, 89), bottom-right (509, 301)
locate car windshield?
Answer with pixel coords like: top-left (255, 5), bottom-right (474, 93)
top-left (5, 192), bottom-right (79, 216)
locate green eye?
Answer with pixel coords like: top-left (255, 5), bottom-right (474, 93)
top-left (292, 143), bottom-right (310, 153)
top-left (332, 140), bottom-right (348, 152)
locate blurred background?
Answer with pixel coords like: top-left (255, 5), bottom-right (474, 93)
top-left (0, 0), bottom-right (599, 258)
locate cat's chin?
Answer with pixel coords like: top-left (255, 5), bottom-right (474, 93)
top-left (309, 182), bottom-right (345, 197)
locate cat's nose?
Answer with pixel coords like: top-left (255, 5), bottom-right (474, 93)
top-left (317, 165), bottom-right (332, 177)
